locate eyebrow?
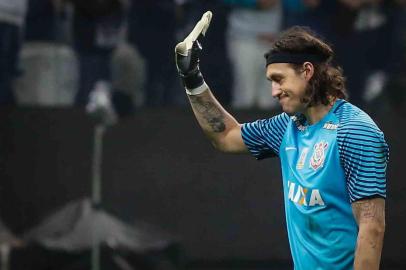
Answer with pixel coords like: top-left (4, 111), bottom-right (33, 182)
top-left (268, 73), bottom-right (284, 81)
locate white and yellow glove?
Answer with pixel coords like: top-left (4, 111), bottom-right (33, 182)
top-left (175, 11), bottom-right (212, 95)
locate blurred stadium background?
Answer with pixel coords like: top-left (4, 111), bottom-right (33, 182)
top-left (0, 0), bottom-right (405, 269)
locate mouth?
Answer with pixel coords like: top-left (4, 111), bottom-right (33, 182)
top-left (279, 92), bottom-right (289, 102)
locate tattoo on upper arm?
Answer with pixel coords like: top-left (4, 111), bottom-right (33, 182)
top-left (190, 96), bottom-right (226, 133)
top-left (352, 198), bottom-right (385, 224)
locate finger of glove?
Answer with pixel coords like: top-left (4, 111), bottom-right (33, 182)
top-left (185, 11), bottom-right (212, 43)
top-left (175, 11), bottom-right (212, 56)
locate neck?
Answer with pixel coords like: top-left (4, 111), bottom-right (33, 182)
top-left (303, 99), bottom-right (336, 125)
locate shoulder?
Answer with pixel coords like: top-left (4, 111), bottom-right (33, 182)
top-left (334, 100), bottom-right (385, 139)
top-left (333, 100), bottom-right (389, 161)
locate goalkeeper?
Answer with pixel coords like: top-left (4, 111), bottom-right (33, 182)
top-left (175, 11), bottom-right (388, 270)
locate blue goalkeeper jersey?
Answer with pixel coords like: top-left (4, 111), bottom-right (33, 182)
top-left (241, 99), bottom-right (389, 270)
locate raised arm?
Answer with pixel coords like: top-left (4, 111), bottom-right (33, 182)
top-left (174, 11), bottom-right (248, 154)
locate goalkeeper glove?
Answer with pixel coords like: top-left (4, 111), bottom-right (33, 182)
top-left (175, 11), bottom-right (212, 95)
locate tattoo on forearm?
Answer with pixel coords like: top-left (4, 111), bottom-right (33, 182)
top-left (353, 199), bottom-right (385, 268)
top-left (353, 199), bottom-right (385, 223)
top-left (190, 96), bottom-right (226, 132)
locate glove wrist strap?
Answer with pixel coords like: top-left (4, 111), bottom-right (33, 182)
top-left (185, 82), bottom-right (209, 95)
top-left (180, 68), bottom-right (208, 95)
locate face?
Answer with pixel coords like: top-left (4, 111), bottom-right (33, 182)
top-left (266, 63), bottom-right (311, 114)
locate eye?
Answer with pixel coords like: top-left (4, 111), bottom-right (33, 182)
top-left (271, 75), bottom-right (283, 84)
top-left (274, 78), bottom-right (283, 84)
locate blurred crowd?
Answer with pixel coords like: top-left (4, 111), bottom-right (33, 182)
top-left (0, 0), bottom-right (405, 117)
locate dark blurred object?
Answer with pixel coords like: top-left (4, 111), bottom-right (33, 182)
top-left (71, 0), bottom-right (125, 52)
top-left (70, 0), bottom-right (126, 106)
top-left (0, 219), bottom-right (24, 248)
top-left (383, 0), bottom-right (406, 112)
top-left (282, 0), bottom-right (336, 38)
top-left (11, 245), bottom-right (136, 270)
top-left (9, 198), bottom-right (181, 270)
top-left (0, 0), bottom-right (28, 106)
top-left (127, 0), bottom-right (181, 106)
top-left (25, 0), bottom-right (63, 42)
top-left (10, 243), bottom-right (182, 270)
top-left (70, 0), bottom-right (123, 18)
top-left (328, 0), bottom-right (390, 108)
top-left (0, 218), bottom-right (25, 270)
top-left (112, 91), bottom-right (135, 118)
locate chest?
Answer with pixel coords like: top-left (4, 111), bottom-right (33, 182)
top-left (279, 123), bottom-right (344, 193)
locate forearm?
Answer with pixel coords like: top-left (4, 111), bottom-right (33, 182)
top-left (187, 88), bottom-right (240, 148)
top-left (352, 198), bottom-right (386, 270)
top-left (354, 225), bottom-right (385, 270)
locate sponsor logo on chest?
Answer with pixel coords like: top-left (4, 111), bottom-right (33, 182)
top-left (288, 181), bottom-right (325, 207)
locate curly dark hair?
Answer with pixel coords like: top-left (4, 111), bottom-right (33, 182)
top-left (267, 26), bottom-right (348, 106)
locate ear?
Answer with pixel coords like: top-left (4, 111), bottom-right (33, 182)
top-left (302, 62), bottom-right (314, 81)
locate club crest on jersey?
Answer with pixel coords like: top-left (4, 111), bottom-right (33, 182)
top-left (310, 141), bottom-right (328, 170)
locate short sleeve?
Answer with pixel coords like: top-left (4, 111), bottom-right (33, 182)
top-left (338, 120), bottom-right (389, 203)
top-left (241, 113), bottom-right (290, 160)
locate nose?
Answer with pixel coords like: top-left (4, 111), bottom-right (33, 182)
top-left (271, 81), bottom-right (282, 98)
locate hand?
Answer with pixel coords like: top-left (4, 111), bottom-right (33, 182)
top-left (175, 11), bottom-right (212, 94)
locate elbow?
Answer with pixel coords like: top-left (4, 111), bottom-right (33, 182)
top-left (210, 134), bottom-right (233, 153)
top-left (359, 221), bottom-right (386, 243)
top-left (207, 123), bottom-right (244, 154)
top-left (369, 221), bottom-right (385, 237)
top-left (210, 138), bottom-right (229, 153)
top-left (372, 219), bottom-right (386, 236)
top-left (376, 221), bottom-right (386, 237)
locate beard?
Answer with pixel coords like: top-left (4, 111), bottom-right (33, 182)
top-left (300, 82), bottom-right (314, 107)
